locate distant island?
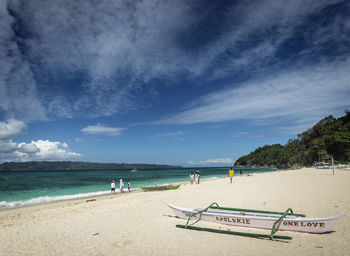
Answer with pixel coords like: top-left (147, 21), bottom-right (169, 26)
top-left (0, 161), bottom-right (183, 172)
top-left (235, 111), bottom-right (350, 169)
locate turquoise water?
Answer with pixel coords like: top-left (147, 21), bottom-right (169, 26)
top-left (0, 167), bottom-right (277, 208)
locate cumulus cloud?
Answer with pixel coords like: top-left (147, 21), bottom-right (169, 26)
top-left (1, 139), bottom-right (82, 162)
top-left (0, 119), bottom-right (27, 140)
top-left (17, 142), bottom-right (40, 154)
top-left (10, 140), bottom-right (82, 162)
top-left (81, 124), bottom-right (126, 136)
top-left (23, 140), bottom-right (81, 160)
top-left (0, 139), bottom-right (17, 153)
top-left (188, 158), bottom-right (234, 166)
top-left (0, 119), bottom-right (82, 162)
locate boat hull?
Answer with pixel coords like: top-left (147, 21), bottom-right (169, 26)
top-left (166, 203), bottom-right (344, 233)
top-left (141, 184), bottom-right (180, 191)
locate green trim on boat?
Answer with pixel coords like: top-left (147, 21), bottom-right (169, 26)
top-left (176, 202), bottom-right (296, 240)
top-left (185, 202), bottom-right (219, 226)
top-left (209, 206), bottom-right (306, 217)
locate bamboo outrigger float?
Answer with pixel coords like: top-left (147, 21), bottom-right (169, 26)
top-left (141, 184), bottom-right (180, 191)
top-left (165, 202), bottom-right (344, 240)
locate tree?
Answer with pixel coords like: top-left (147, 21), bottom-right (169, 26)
top-left (234, 112), bottom-right (350, 168)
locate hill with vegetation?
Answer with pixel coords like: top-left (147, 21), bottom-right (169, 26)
top-left (234, 111), bottom-right (350, 168)
top-left (0, 161), bottom-right (182, 171)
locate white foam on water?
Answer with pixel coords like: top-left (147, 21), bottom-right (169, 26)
top-left (0, 190), bottom-right (110, 208)
top-left (0, 187), bottom-right (142, 208)
top-left (201, 176), bottom-right (220, 181)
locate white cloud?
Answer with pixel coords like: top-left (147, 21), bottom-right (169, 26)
top-left (0, 119), bottom-right (27, 140)
top-left (0, 139), bottom-right (82, 162)
top-left (0, 119), bottom-right (82, 162)
top-left (180, 0), bottom-right (345, 82)
top-left (17, 142), bottom-right (40, 154)
top-left (0, 1), bottom-right (46, 122)
top-left (3, 0), bottom-right (195, 119)
top-left (152, 131), bottom-right (183, 139)
top-left (0, 139), bottom-right (17, 153)
top-left (188, 158), bottom-right (234, 165)
top-left (156, 58), bottom-right (350, 134)
top-left (23, 140), bottom-right (81, 160)
top-left (1, 0), bottom-right (348, 122)
top-left (81, 124), bottom-right (126, 136)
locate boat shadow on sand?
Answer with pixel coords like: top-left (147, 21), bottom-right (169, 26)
top-left (164, 214), bottom-right (293, 243)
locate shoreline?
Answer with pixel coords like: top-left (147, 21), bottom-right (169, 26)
top-left (1, 167), bottom-right (349, 255)
top-left (0, 167), bottom-right (338, 211)
top-left (0, 167), bottom-right (281, 210)
top-left (0, 168), bottom-right (314, 214)
top-left (0, 175), bottom-right (226, 211)
top-left (0, 167), bottom-right (305, 211)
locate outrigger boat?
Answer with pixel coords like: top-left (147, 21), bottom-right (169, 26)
top-left (141, 184), bottom-right (180, 191)
top-left (165, 202), bottom-right (344, 240)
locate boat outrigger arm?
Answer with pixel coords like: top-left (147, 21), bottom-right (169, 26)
top-left (176, 202), bottom-right (303, 240)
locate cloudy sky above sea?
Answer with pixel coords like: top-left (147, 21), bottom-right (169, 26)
top-left (0, 0), bottom-right (349, 166)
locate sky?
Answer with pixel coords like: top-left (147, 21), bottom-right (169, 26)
top-left (0, 0), bottom-right (350, 167)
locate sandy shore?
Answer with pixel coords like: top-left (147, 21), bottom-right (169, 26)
top-left (1, 167), bottom-right (349, 256)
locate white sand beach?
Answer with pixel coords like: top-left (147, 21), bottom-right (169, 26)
top-left (1, 167), bottom-right (349, 256)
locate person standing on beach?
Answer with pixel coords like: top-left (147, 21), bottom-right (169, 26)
top-left (239, 169), bottom-right (243, 176)
top-left (189, 172), bottom-right (194, 184)
top-left (128, 181), bottom-right (131, 192)
top-left (120, 179), bottom-right (124, 193)
top-left (229, 168), bottom-right (234, 183)
top-left (111, 180), bottom-right (116, 193)
top-left (195, 170), bottom-right (200, 184)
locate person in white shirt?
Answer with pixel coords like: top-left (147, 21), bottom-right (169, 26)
top-left (111, 180), bottom-right (115, 193)
top-left (120, 179), bottom-right (124, 193)
top-left (189, 172), bottom-right (194, 184)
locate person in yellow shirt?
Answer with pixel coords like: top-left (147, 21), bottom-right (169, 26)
top-left (229, 168), bottom-right (234, 183)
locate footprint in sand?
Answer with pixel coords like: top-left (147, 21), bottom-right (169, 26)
top-left (113, 240), bottom-right (129, 248)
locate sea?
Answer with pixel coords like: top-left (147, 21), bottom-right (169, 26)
top-left (0, 167), bottom-right (277, 208)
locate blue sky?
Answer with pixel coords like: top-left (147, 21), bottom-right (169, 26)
top-left (0, 0), bottom-right (349, 166)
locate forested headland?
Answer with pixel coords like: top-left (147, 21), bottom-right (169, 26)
top-left (234, 111), bottom-right (350, 168)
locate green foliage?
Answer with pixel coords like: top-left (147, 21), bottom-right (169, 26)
top-left (235, 111), bottom-right (350, 168)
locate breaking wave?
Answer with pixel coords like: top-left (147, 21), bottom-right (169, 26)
top-left (0, 190), bottom-right (110, 208)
